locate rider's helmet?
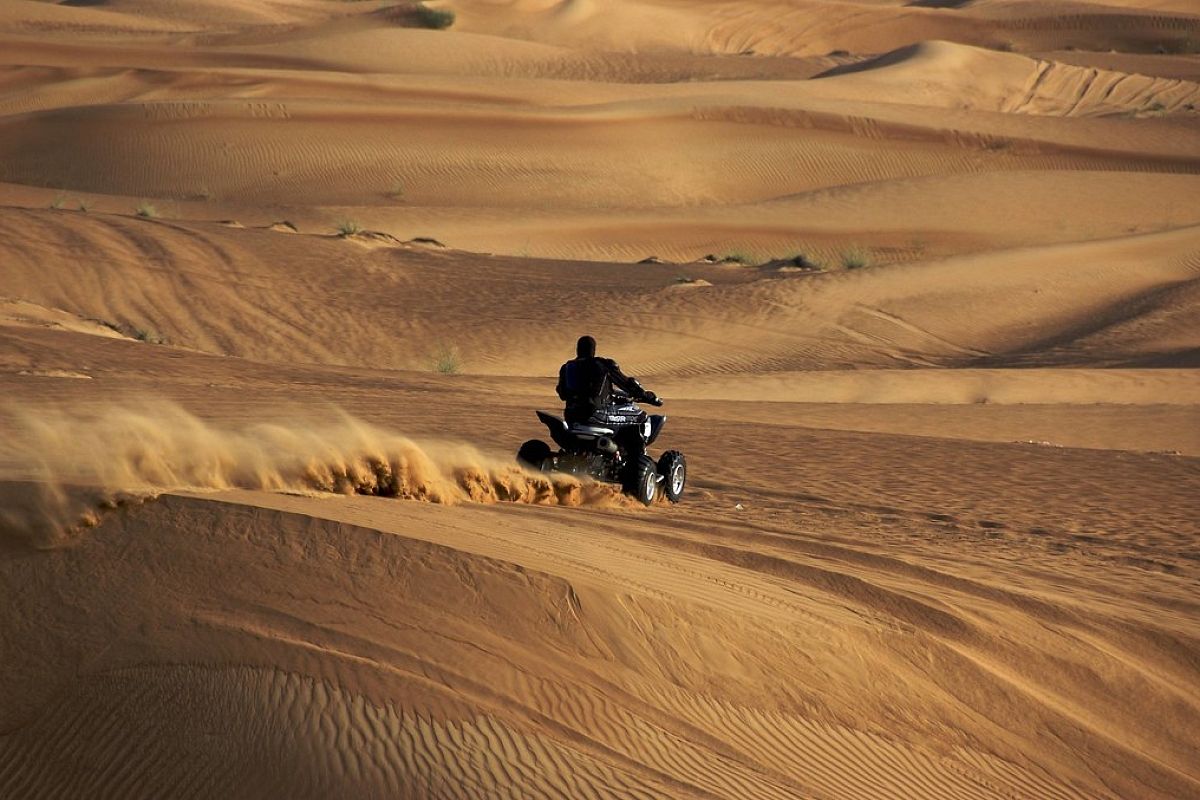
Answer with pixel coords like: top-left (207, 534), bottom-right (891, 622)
top-left (577, 335), bottom-right (596, 358)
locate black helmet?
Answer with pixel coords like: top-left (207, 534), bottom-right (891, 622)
top-left (576, 335), bottom-right (596, 358)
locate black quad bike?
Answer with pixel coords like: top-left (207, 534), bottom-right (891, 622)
top-left (516, 394), bottom-right (686, 506)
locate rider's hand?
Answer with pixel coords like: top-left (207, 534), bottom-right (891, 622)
top-left (644, 391), bottom-right (664, 407)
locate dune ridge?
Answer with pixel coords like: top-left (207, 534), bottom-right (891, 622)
top-left (1, 208), bottom-right (1196, 375)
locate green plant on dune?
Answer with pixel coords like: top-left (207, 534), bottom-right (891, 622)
top-left (49, 195), bottom-right (65, 210)
top-left (723, 252), bottom-right (755, 265)
top-left (430, 343), bottom-right (461, 375)
top-left (101, 320), bottom-right (167, 345)
top-left (78, 199), bottom-right (93, 213)
top-left (414, 3), bottom-right (455, 29)
top-left (135, 201), bottom-right (159, 219)
top-left (385, 180), bottom-right (405, 200)
top-left (132, 327), bottom-right (167, 345)
top-left (335, 219), bottom-right (364, 237)
top-left (841, 247), bottom-right (871, 270)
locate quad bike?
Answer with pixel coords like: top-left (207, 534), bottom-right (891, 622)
top-left (516, 394), bottom-right (686, 506)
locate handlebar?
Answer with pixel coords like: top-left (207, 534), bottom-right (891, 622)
top-left (612, 391), bottom-right (664, 407)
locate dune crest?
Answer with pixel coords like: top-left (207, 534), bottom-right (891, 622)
top-left (818, 40), bottom-right (1200, 117)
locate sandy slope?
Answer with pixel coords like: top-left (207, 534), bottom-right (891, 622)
top-left (0, 343), bottom-right (1196, 798)
top-left (3, 486), bottom-right (1194, 799)
top-left (1, 0), bottom-right (1199, 797)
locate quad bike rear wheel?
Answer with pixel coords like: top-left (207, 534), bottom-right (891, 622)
top-left (657, 450), bottom-right (686, 503)
top-left (517, 439), bottom-right (552, 470)
top-left (625, 455), bottom-right (659, 506)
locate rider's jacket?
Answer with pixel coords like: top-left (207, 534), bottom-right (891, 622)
top-left (557, 356), bottom-right (644, 423)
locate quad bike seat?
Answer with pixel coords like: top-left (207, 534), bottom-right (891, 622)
top-left (567, 423), bottom-right (615, 437)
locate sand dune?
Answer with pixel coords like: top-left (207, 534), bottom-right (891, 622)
top-left (451, 0), bottom-right (1200, 56)
top-left (3, 15), bottom-right (1198, 265)
top-left (1, 0), bottom-right (1198, 797)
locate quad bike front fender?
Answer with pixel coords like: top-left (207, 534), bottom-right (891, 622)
top-left (647, 414), bottom-right (667, 445)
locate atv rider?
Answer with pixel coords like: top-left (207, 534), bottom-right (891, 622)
top-left (557, 336), bottom-right (663, 463)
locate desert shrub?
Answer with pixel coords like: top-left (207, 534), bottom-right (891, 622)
top-left (78, 199), bottom-right (93, 212)
top-left (132, 327), bottom-right (167, 344)
top-left (414, 4), bottom-right (455, 29)
top-left (49, 195), bottom-right (65, 209)
top-left (842, 247), bottom-right (870, 269)
top-left (385, 180), bottom-right (405, 199)
top-left (430, 343), bottom-right (460, 374)
top-left (135, 202), bottom-right (159, 219)
top-left (102, 320), bottom-right (166, 344)
top-left (723, 252), bottom-right (755, 265)
top-left (335, 219), bottom-right (364, 237)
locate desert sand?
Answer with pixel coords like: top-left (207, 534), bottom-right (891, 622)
top-left (1, 0), bottom-right (1198, 798)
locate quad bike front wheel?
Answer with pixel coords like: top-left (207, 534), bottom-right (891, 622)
top-left (626, 455), bottom-right (659, 506)
top-left (517, 439), bottom-right (552, 471)
top-left (657, 450), bottom-right (686, 503)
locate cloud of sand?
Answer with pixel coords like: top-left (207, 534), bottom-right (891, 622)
top-left (0, 403), bottom-right (624, 546)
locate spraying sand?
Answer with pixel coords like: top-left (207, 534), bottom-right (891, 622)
top-left (0, 403), bottom-right (625, 546)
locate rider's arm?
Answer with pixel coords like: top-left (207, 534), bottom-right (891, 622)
top-left (602, 359), bottom-right (649, 399)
